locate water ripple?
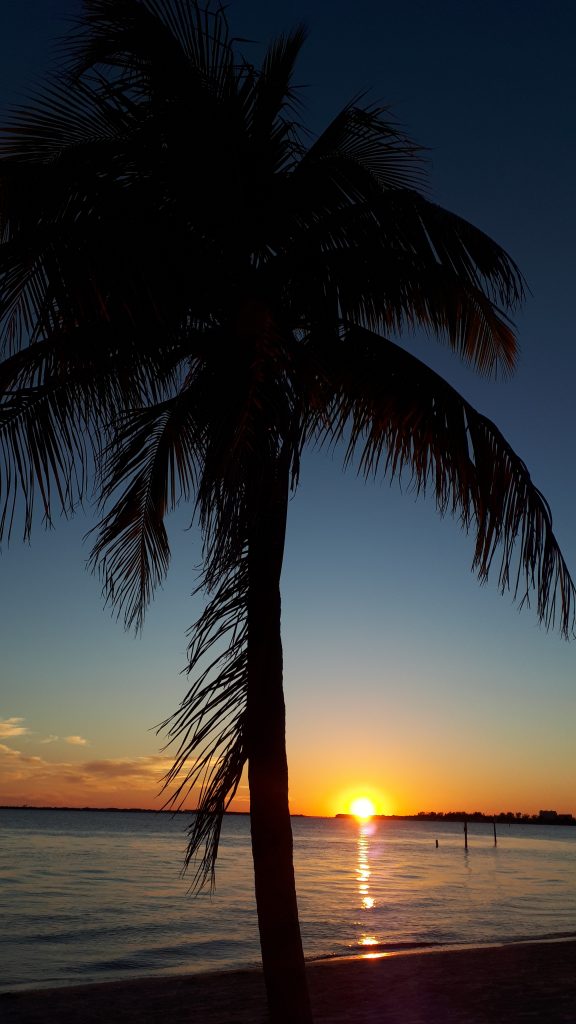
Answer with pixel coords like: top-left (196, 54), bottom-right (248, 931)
top-left (1, 810), bottom-right (575, 990)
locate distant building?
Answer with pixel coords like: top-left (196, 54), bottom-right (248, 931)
top-left (538, 810), bottom-right (574, 824)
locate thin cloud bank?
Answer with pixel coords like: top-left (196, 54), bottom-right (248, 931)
top-left (0, 742), bottom-right (186, 806)
top-left (0, 717), bottom-right (90, 747)
top-left (0, 742), bottom-right (22, 757)
top-left (0, 716), bottom-right (29, 738)
top-left (0, 715), bottom-right (211, 808)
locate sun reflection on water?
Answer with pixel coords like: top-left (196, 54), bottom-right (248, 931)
top-left (356, 821), bottom-right (382, 953)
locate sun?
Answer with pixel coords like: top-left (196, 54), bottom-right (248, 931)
top-left (350, 797), bottom-right (376, 820)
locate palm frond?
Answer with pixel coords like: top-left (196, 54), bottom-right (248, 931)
top-left (308, 325), bottom-right (575, 636)
top-left (286, 112), bottom-right (524, 375)
top-left (0, 75), bottom-right (134, 164)
top-left (0, 323), bottom-right (172, 542)
top-left (0, 384), bottom-right (87, 541)
top-left (296, 102), bottom-right (429, 192)
top-left (160, 553), bottom-right (248, 890)
top-left (64, 0), bottom-right (235, 103)
top-left (1, 132), bottom-right (202, 363)
top-left (0, 247), bottom-right (56, 357)
top-left (89, 389), bottom-right (204, 630)
top-left (247, 25), bottom-right (307, 147)
top-left (282, 201), bottom-right (522, 375)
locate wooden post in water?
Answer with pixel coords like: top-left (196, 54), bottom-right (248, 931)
top-left (493, 818), bottom-right (497, 847)
top-left (464, 817), bottom-right (468, 850)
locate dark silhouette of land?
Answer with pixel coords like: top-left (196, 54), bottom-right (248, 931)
top-left (0, 805), bottom-right (249, 815)
top-left (0, 805), bottom-right (299, 816)
top-left (336, 809), bottom-right (576, 825)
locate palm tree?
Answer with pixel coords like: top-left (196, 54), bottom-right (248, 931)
top-left (1, 2), bottom-right (574, 1021)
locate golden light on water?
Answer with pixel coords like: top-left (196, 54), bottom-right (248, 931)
top-left (355, 813), bottom-right (383, 954)
top-left (350, 797), bottom-right (376, 820)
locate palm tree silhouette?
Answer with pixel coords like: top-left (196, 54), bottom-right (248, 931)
top-left (1, 3), bottom-right (574, 1021)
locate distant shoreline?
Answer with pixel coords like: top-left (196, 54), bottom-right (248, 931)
top-left (2, 805), bottom-right (575, 825)
top-left (0, 805), bottom-right (250, 815)
top-left (337, 811), bottom-right (576, 826)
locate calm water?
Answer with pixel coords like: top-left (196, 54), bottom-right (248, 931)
top-left (1, 809), bottom-right (575, 991)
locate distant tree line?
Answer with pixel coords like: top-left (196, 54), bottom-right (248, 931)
top-left (336, 810), bottom-right (575, 825)
top-left (410, 810), bottom-right (576, 825)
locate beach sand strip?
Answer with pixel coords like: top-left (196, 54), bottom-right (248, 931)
top-left (1, 938), bottom-right (575, 1023)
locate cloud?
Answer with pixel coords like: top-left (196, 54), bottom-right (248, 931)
top-left (0, 743), bottom-right (43, 765)
top-left (0, 742), bottom-right (20, 756)
top-left (0, 743), bottom-right (180, 801)
top-left (38, 735), bottom-right (89, 746)
top-left (0, 717), bottom-right (29, 738)
top-left (0, 719), bottom-right (90, 746)
top-left (0, 742), bottom-right (250, 811)
top-left (80, 756), bottom-right (176, 782)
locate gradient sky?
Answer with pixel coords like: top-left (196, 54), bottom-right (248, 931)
top-left (1, 0), bottom-right (575, 817)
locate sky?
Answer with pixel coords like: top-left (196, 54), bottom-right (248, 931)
top-left (1, 0), bottom-right (575, 818)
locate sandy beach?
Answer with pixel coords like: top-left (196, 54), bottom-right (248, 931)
top-left (2, 939), bottom-right (575, 1023)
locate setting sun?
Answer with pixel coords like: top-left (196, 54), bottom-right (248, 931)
top-left (350, 797), bottom-right (376, 820)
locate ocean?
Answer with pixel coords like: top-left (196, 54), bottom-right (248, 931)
top-left (1, 809), bottom-right (575, 992)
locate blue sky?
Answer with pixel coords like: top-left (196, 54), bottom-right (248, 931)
top-left (1, 0), bottom-right (575, 815)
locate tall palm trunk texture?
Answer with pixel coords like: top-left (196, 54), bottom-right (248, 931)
top-left (246, 461), bottom-right (313, 1023)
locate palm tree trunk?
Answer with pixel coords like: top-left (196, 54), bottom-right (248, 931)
top-left (246, 459), bottom-right (313, 1024)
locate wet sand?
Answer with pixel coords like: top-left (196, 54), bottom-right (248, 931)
top-left (2, 938), bottom-right (575, 1023)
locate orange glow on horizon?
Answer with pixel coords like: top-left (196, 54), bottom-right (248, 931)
top-left (326, 785), bottom-right (392, 819)
top-left (4, 734), bottom-right (574, 819)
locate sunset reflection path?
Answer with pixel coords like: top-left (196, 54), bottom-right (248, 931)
top-left (356, 821), bottom-right (380, 951)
